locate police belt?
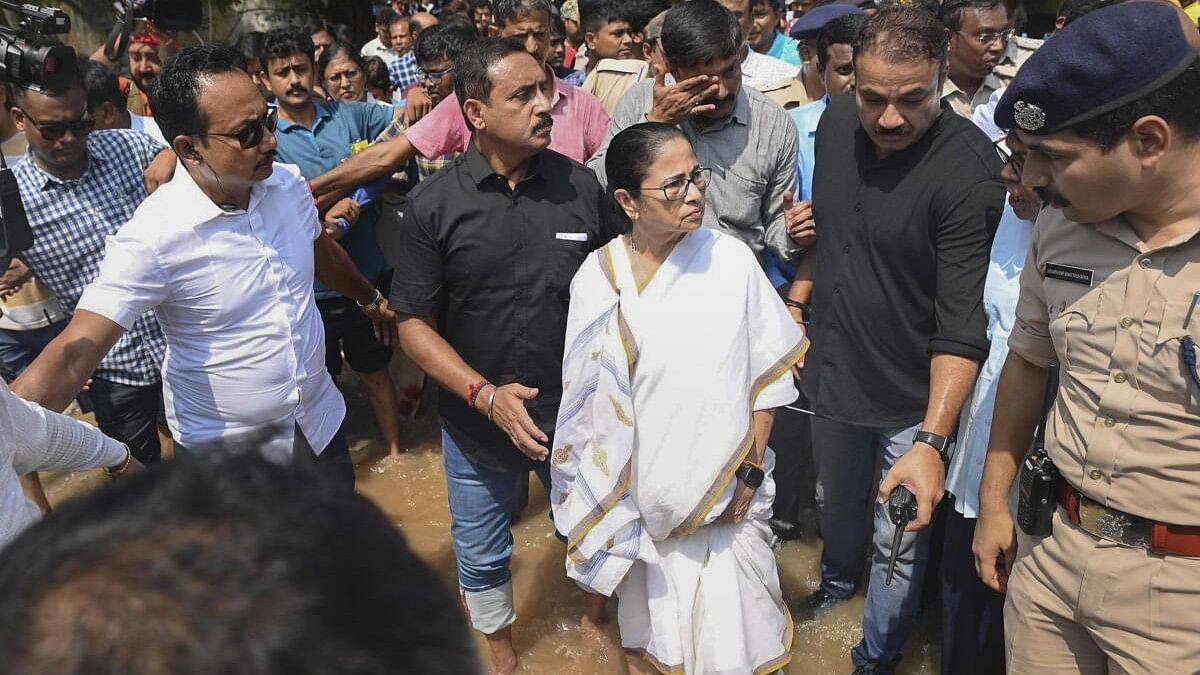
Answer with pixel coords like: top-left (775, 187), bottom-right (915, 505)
top-left (1056, 480), bottom-right (1200, 557)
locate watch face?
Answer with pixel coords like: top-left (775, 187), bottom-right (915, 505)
top-left (739, 464), bottom-right (764, 488)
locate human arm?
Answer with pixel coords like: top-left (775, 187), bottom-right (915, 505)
top-left (11, 310), bottom-right (126, 413)
top-left (5, 378), bottom-right (132, 476)
top-left (320, 198), bottom-right (361, 240)
top-left (403, 86), bottom-right (433, 126)
top-left (144, 148), bottom-right (177, 193)
top-left (309, 133), bottom-right (417, 208)
top-left (313, 230), bottom-right (395, 325)
top-left (717, 409), bottom-right (775, 524)
top-left (973, 351), bottom-right (1046, 593)
top-left (396, 315), bottom-right (549, 460)
top-left (763, 116), bottom-right (802, 263)
top-left (0, 257), bottom-right (33, 300)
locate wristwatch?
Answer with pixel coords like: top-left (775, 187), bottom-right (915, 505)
top-left (912, 430), bottom-right (952, 464)
top-left (735, 461), bottom-right (765, 489)
top-left (356, 289), bottom-right (384, 313)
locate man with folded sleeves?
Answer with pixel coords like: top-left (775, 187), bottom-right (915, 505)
top-left (973, 4), bottom-right (1200, 673)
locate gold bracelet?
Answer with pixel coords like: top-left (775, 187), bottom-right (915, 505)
top-left (103, 444), bottom-right (133, 479)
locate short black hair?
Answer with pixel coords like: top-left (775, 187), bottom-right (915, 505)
top-left (261, 27), bottom-right (315, 66)
top-left (492, 0), bottom-right (552, 28)
top-left (938, 0), bottom-right (1006, 32)
top-left (470, 0), bottom-right (494, 16)
top-left (10, 61), bottom-right (83, 106)
top-left (229, 31), bottom-right (265, 71)
top-left (661, 0), bottom-right (742, 69)
top-left (454, 36), bottom-right (528, 110)
top-left (854, 6), bottom-right (947, 64)
top-left (0, 451), bottom-right (482, 674)
top-left (149, 43), bottom-right (245, 145)
top-left (1068, 59), bottom-right (1200, 150)
top-left (78, 57), bottom-right (126, 114)
top-left (817, 13), bottom-right (868, 69)
top-left (363, 56), bottom-right (392, 94)
top-left (414, 20), bottom-right (480, 65)
top-left (619, 0), bottom-right (670, 35)
top-left (316, 41), bottom-right (366, 83)
top-left (750, 0), bottom-right (785, 14)
top-left (581, 0), bottom-right (630, 35)
top-left (309, 18), bottom-right (353, 44)
top-left (375, 6), bottom-right (401, 24)
top-left (605, 121), bottom-right (689, 230)
top-left (550, 12), bottom-right (567, 37)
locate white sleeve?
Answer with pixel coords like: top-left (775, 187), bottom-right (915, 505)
top-left (76, 234), bottom-right (169, 330)
top-left (2, 381), bottom-right (127, 475)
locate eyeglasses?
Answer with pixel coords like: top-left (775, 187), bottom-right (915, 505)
top-left (637, 167), bottom-right (711, 201)
top-left (421, 66), bottom-right (455, 83)
top-left (205, 106), bottom-right (278, 149)
top-left (993, 138), bottom-right (1024, 177)
top-left (958, 28), bottom-right (1015, 46)
top-left (15, 107), bottom-right (94, 141)
top-left (324, 68), bottom-right (363, 84)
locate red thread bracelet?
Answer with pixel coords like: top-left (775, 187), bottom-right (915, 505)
top-left (467, 379), bottom-right (490, 409)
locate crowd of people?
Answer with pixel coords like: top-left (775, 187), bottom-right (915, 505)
top-left (1, 0), bottom-right (1198, 674)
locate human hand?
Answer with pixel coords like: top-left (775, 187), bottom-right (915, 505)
top-left (364, 298), bottom-right (398, 347)
top-left (716, 478), bottom-right (756, 524)
top-left (481, 383), bottom-right (549, 461)
top-left (790, 323), bottom-right (807, 380)
top-left (783, 192), bottom-right (816, 247)
top-left (972, 504), bottom-right (1017, 593)
top-left (877, 444), bottom-right (946, 531)
top-left (322, 198), bottom-right (361, 239)
top-left (404, 87), bottom-right (434, 126)
top-left (645, 65), bottom-right (719, 125)
top-left (144, 148), bottom-right (177, 193)
top-left (0, 258), bottom-right (33, 299)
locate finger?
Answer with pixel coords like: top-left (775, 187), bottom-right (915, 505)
top-left (877, 471), bottom-right (899, 504)
top-left (514, 408), bottom-right (548, 443)
top-left (907, 489), bottom-right (937, 531)
top-left (978, 555), bottom-right (1003, 593)
top-left (515, 432), bottom-right (549, 460)
top-left (691, 104), bottom-right (717, 115)
top-left (513, 385), bottom-right (540, 400)
top-left (654, 63), bottom-right (667, 85)
top-left (783, 190), bottom-right (794, 211)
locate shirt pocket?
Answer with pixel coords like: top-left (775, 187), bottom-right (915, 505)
top-left (547, 234), bottom-right (592, 301)
top-left (1150, 297), bottom-right (1200, 414)
top-left (1048, 286), bottom-right (1102, 373)
top-left (715, 167), bottom-right (768, 230)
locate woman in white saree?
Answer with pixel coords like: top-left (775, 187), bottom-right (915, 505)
top-left (551, 123), bottom-right (808, 674)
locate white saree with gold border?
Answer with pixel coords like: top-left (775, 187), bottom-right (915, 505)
top-left (552, 227), bottom-right (807, 674)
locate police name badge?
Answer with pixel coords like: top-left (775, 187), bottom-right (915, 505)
top-left (1013, 101), bottom-right (1046, 131)
top-left (1045, 262), bottom-right (1094, 286)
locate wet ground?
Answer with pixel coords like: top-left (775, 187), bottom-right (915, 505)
top-left (42, 371), bottom-right (939, 675)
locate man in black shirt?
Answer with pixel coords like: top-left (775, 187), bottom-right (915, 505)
top-left (388, 38), bottom-right (621, 675)
top-left (785, 9), bottom-right (1003, 673)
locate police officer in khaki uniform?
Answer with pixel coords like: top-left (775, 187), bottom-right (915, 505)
top-left (973, 4), bottom-right (1200, 673)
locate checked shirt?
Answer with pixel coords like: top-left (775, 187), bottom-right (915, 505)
top-left (14, 129), bottom-right (167, 386)
top-left (387, 51), bottom-right (423, 93)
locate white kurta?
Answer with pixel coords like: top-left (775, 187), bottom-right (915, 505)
top-left (553, 227), bottom-right (806, 674)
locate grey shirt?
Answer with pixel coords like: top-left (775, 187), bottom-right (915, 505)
top-left (586, 80), bottom-right (800, 265)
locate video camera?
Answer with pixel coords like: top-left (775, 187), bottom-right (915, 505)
top-left (129, 0), bottom-right (202, 32)
top-left (0, 1), bottom-right (78, 260)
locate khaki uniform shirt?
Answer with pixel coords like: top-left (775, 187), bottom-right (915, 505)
top-left (582, 58), bottom-right (651, 114)
top-left (1008, 209), bottom-right (1200, 525)
top-left (759, 77), bottom-right (811, 110)
top-left (994, 35), bottom-right (1043, 85)
top-left (942, 72), bottom-right (1004, 119)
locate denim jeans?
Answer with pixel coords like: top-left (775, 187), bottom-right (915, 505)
top-left (0, 321), bottom-right (66, 380)
top-left (811, 417), bottom-right (931, 668)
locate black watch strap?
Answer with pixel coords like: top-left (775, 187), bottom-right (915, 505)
top-left (735, 461), bottom-right (765, 489)
top-left (913, 430), bottom-right (951, 463)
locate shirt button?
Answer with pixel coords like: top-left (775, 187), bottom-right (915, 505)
top-left (1139, 257), bottom-right (1152, 268)
top-left (1089, 469), bottom-right (1103, 480)
top-left (1114, 372), bottom-right (1127, 383)
top-left (842, 245), bottom-right (850, 253)
top-left (834, 287), bottom-right (841, 294)
top-left (1120, 317), bottom-right (1134, 328)
top-left (854, 204), bottom-right (861, 213)
top-left (1104, 416), bottom-right (1117, 427)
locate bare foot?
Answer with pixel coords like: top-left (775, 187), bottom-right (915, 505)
top-left (582, 592), bottom-right (609, 629)
top-left (485, 627), bottom-right (518, 675)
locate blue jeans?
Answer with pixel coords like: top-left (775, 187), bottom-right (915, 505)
top-left (811, 417), bottom-right (931, 668)
top-left (441, 428), bottom-right (550, 593)
top-left (0, 321), bottom-right (66, 379)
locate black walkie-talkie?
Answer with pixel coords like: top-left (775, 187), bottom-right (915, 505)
top-left (1017, 363), bottom-right (1060, 536)
top-left (885, 486), bottom-right (917, 586)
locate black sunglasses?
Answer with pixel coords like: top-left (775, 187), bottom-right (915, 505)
top-left (993, 138), bottom-right (1024, 177)
top-left (16, 107), bottom-right (94, 141)
top-left (205, 106), bottom-right (278, 149)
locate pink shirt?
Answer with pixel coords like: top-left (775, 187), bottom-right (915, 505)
top-left (406, 71), bottom-right (610, 164)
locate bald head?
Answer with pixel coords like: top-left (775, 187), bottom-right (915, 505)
top-left (411, 12), bottom-right (440, 38)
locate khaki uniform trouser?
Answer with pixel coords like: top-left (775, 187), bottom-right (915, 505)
top-left (1005, 509), bottom-right (1200, 674)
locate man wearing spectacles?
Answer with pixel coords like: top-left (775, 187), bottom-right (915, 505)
top-left (7, 73), bottom-right (172, 469)
top-left (939, 0), bottom-right (1009, 118)
top-left (12, 45), bottom-right (394, 492)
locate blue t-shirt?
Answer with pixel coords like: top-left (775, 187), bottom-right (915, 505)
top-left (768, 31), bottom-right (802, 67)
top-left (274, 100), bottom-right (395, 299)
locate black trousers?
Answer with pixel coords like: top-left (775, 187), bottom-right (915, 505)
top-left (89, 377), bottom-right (165, 464)
top-left (768, 390), bottom-right (816, 528)
top-left (941, 503), bottom-right (1006, 675)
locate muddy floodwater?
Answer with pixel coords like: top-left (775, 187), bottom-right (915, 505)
top-left (43, 375), bottom-right (939, 675)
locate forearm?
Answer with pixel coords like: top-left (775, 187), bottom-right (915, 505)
top-left (310, 134), bottom-right (415, 199)
top-left (313, 234), bottom-right (377, 304)
top-left (978, 351), bottom-right (1047, 514)
top-left (396, 316), bottom-right (487, 405)
top-left (786, 251), bottom-right (816, 305)
top-left (12, 312), bottom-right (123, 412)
top-left (750, 409), bottom-right (776, 464)
top-left (921, 352), bottom-right (980, 437)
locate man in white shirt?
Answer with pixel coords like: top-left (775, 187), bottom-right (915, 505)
top-left (361, 7), bottom-right (402, 65)
top-left (12, 44), bottom-right (395, 490)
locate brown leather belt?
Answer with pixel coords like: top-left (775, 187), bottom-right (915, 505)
top-left (1056, 481), bottom-right (1200, 557)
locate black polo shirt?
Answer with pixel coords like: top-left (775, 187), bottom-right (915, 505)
top-left (390, 144), bottom-right (622, 471)
top-left (801, 95), bottom-right (1004, 428)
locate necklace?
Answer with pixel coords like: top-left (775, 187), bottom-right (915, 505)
top-left (629, 233), bottom-right (643, 254)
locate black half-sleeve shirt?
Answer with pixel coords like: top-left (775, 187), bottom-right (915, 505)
top-left (801, 95), bottom-right (1004, 428)
top-left (390, 145), bottom-right (623, 471)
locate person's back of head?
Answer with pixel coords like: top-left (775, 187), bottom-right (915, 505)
top-left (0, 450), bottom-right (482, 675)
top-left (230, 31), bottom-right (266, 73)
top-left (415, 19), bottom-right (481, 66)
top-left (816, 12), bottom-right (868, 70)
top-left (660, 0), bottom-right (743, 69)
top-left (363, 55), bottom-right (393, 98)
top-left (78, 57), bottom-right (128, 127)
top-left (620, 0), bottom-right (670, 37)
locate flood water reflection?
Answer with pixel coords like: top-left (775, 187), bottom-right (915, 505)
top-left (42, 379), bottom-right (939, 675)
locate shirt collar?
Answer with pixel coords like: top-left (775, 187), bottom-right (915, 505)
top-left (942, 72), bottom-right (1004, 101)
top-left (276, 101), bottom-right (334, 133)
top-left (461, 142), bottom-right (547, 190)
top-left (169, 158), bottom-right (287, 226)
